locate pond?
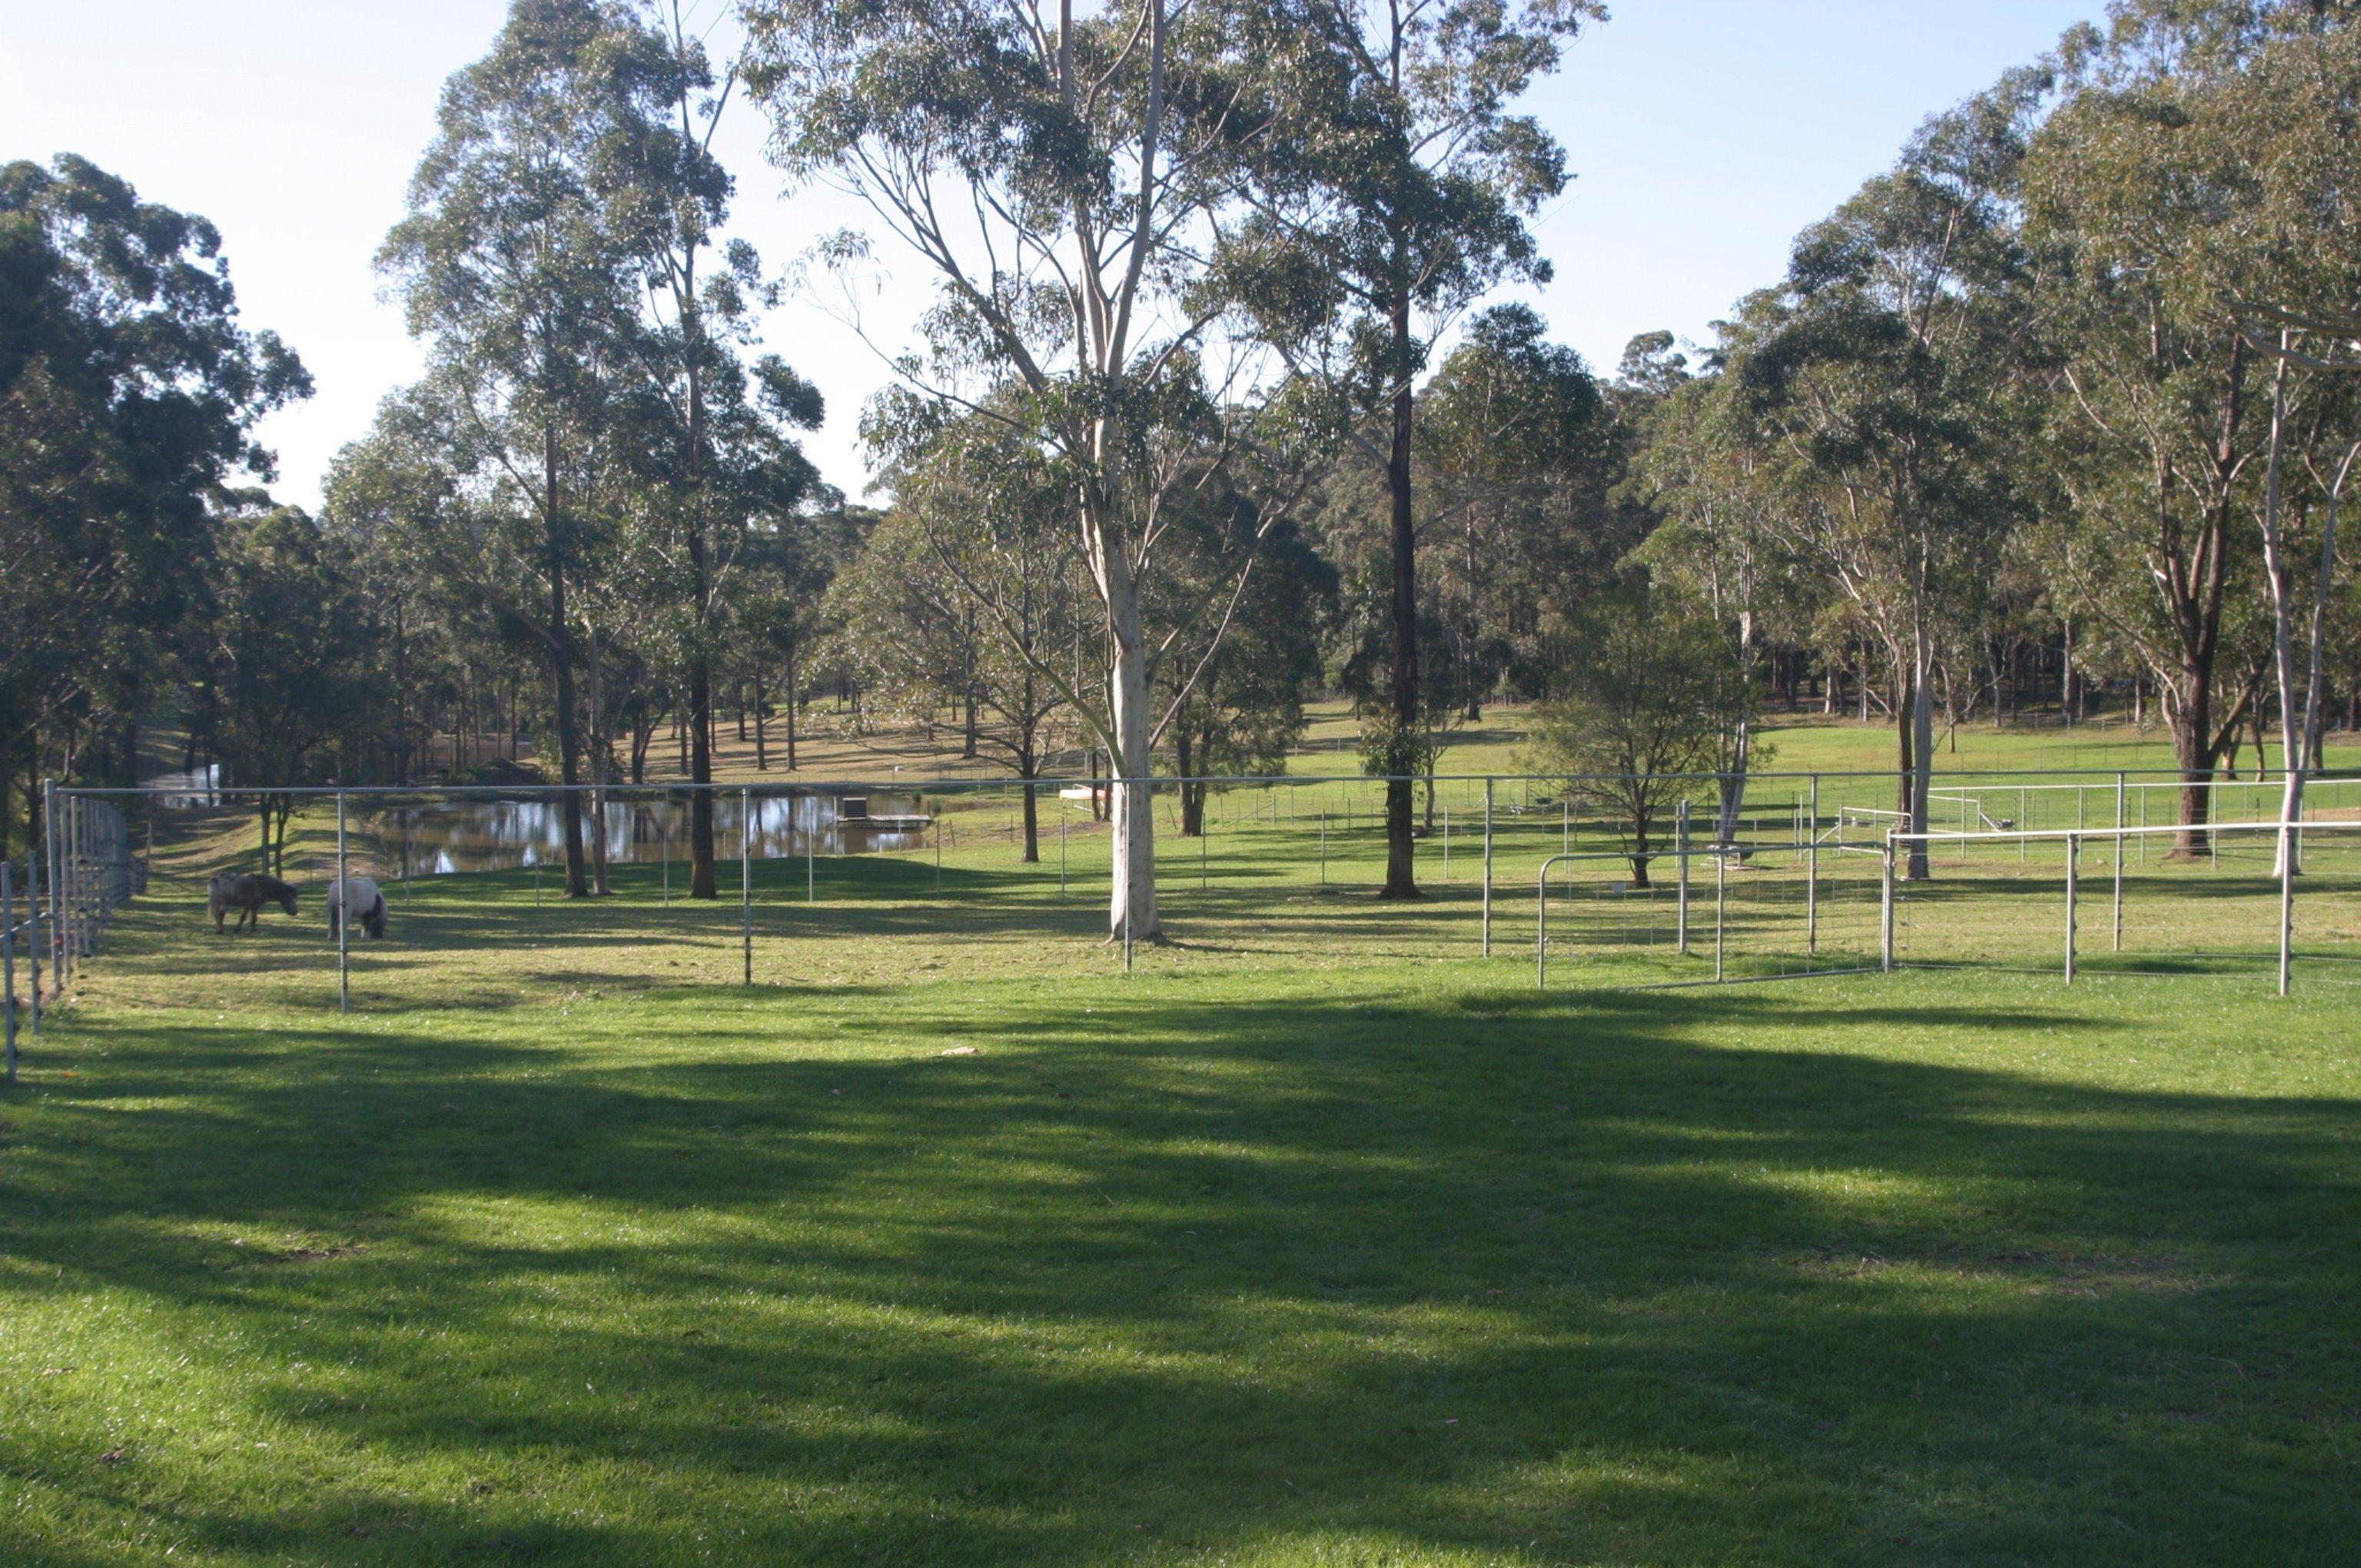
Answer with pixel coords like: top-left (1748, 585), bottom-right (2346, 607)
top-left (364, 792), bottom-right (931, 877)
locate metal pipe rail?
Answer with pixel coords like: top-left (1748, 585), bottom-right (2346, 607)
top-left (1888, 819), bottom-right (2361, 996)
top-left (1891, 819), bottom-right (2361, 846)
top-left (1536, 845), bottom-right (1733, 990)
top-left (52, 762), bottom-right (2361, 799)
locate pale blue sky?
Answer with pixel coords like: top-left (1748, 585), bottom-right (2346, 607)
top-left (0, 1), bottom-right (2103, 510)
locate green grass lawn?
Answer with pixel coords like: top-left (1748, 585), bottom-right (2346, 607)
top-left (5, 834), bottom-right (2361, 1563)
top-left (1273, 700), bottom-right (2361, 782)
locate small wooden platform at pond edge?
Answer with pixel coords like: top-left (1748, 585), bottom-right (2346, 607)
top-left (837, 796), bottom-right (933, 831)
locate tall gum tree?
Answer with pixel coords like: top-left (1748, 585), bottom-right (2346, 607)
top-left (1739, 85), bottom-right (2035, 879)
top-left (2020, 1), bottom-right (2311, 855)
top-left (742, 0), bottom-right (1293, 941)
top-left (380, 0), bottom-right (672, 895)
top-left (0, 155), bottom-right (307, 858)
top-left (1219, 0), bottom-right (1600, 898)
top-left (607, 3), bottom-right (829, 895)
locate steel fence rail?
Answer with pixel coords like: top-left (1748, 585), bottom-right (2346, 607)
top-left (1888, 818), bottom-right (2361, 995)
top-left (31, 769), bottom-right (2358, 1018)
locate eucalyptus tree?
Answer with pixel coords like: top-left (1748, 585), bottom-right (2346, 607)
top-left (0, 154), bottom-right (307, 854)
top-left (2018, 2), bottom-right (2305, 853)
top-left (1323, 304), bottom-right (1625, 824)
top-left (1633, 364), bottom-right (1797, 842)
top-left (378, 0), bottom-right (674, 895)
top-left (1522, 583), bottom-right (1761, 889)
top-left (831, 409), bottom-right (1085, 857)
top-left (1738, 86), bottom-right (2035, 878)
top-left (742, 0), bottom-right (1302, 941)
top-left (2210, 9), bottom-right (2361, 860)
top-left (600, 3), bottom-right (835, 892)
top-left (1147, 469), bottom-right (1331, 835)
top-left (203, 500), bottom-right (380, 874)
top-left (1416, 306), bottom-right (1630, 698)
top-left (1221, 0), bottom-right (1602, 898)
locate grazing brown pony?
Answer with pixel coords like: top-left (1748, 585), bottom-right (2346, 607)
top-left (208, 872), bottom-right (298, 934)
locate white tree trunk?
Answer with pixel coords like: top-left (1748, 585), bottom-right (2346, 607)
top-left (2258, 350), bottom-right (2305, 876)
top-left (1908, 622), bottom-right (1935, 882)
top-left (1103, 543), bottom-right (1160, 942)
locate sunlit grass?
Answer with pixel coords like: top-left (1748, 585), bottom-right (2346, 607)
top-left (8, 796), bottom-right (2361, 1560)
top-left (5, 943), bottom-right (2359, 1561)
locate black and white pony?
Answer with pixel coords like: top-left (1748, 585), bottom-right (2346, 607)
top-left (327, 877), bottom-right (387, 941)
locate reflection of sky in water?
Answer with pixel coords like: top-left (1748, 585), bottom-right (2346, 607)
top-left (365, 794), bottom-right (928, 876)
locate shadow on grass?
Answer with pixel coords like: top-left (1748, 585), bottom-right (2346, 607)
top-left (4, 980), bottom-right (2359, 1560)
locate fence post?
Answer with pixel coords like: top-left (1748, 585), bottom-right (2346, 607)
top-left (27, 833), bottom-right (41, 1033)
top-left (1442, 806), bottom-right (1449, 881)
top-left (1807, 774), bottom-right (1820, 955)
top-left (1124, 782), bottom-right (1134, 976)
top-left (1536, 862), bottom-right (1549, 990)
top-left (935, 817), bottom-right (942, 892)
top-left (55, 799), bottom-right (67, 981)
top-left (2276, 812), bottom-right (2294, 996)
top-left (336, 789), bottom-right (350, 1015)
top-left (76, 796), bottom-right (90, 960)
top-left (807, 793), bottom-right (815, 904)
top-left (65, 795), bottom-right (78, 975)
top-left (742, 786), bottom-right (753, 987)
top-left (1714, 839), bottom-right (1726, 983)
top-left (2114, 773), bottom-right (2127, 952)
top-left (5, 859), bottom-right (16, 1081)
top-left (1200, 792), bottom-right (1209, 891)
top-left (1676, 799), bottom-right (1690, 956)
top-left (2064, 832), bottom-right (2078, 985)
top-left (662, 810), bottom-right (672, 905)
top-left (1481, 779), bottom-right (1496, 955)
top-left (1059, 798), bottom-right (1068, 896)
top-left (44, 782), bottom-right (59, 995)
top-left (1320, 812), bottom-right (1327, 885)
top-left (1880, 832), bottom-right (1896, 974)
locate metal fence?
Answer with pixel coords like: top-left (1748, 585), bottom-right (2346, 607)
top-left (18, 766), bottom-right (2361, 1023)
top-left (1888, 817), bottom-right (2361, 995)
top-left (6, 787), bottom-right (139, 1074)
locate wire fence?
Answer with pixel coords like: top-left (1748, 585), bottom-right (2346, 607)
top-left (1890, 817), bottom-right (2361, 995)
top-left (14, 766), bottom-right (2360, 1023)
top-left (6, 788), bottom-right (138, 1071)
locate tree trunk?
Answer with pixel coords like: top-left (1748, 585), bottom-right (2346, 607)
top-left (2170, 666), bottom-right (2216, 859)
top-left (1104, 546), bottom-right (1160, 941)
top-left (1381, 291), bottom-right (1420, 900)
top-left (753, 667), bottom-right (769, 771)
top-left (1908, 624), bottom-right (1934, 881)
top-left (689, 658), bottom-right (717, 898)
top-left (1018, 729), bottom-right (1040, 864)
top-left (784, 642), bottom-right (799, 771)
top-left (1174, 725), bottom-right (1200, 837)
top-left (586, 623), bottom-right (611, 897)
top-left (543, 433), bottom-right (589, 899)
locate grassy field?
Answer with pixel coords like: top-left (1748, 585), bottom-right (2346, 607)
top-left (6, 957), bottom-right (2360, 1560)
top-left (579, 699), bottom-right (2361, 788)
top-left (6, 799), bottom-right (2361, 1563)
